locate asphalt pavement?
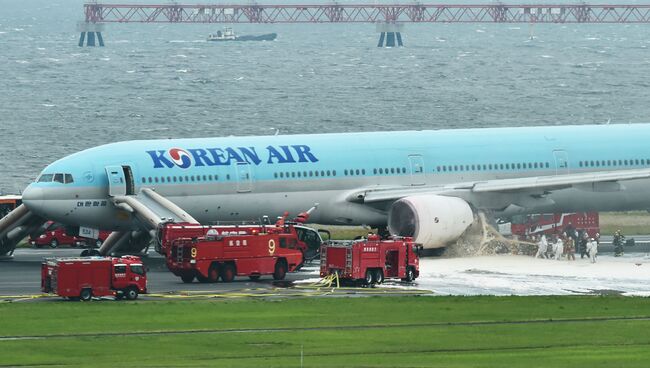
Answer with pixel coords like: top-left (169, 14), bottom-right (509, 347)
top-left (0, 248), bottom-right (327, 297)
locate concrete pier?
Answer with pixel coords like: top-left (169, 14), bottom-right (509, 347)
top-left (77, 22), bottom-right (105, 47)
top-left (376, 22), bottom-right (404, 47)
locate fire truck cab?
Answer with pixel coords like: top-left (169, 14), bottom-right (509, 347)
top-left (41, 256), bottom-right (147, 301)
top-left (320, 235), bottom-right (420, 285)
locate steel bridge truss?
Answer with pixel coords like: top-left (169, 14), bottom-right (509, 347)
top-left (84, 3), bottom-right (650, 24)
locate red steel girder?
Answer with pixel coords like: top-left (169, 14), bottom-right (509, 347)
top-left (84, 4), bottom-right (650, 24)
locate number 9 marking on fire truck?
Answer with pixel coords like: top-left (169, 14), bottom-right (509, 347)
top-left (268, 239), bottom-right (276, 255)
top-left (191, 247), bottom-right (197, 258)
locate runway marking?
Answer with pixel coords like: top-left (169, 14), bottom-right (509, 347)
top-left (2, 315), bottom-right (650, 341)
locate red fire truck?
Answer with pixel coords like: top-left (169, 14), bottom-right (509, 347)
top-left (158, 223), bottom-right (323, 255)
top-left (320, 235), bottom-right (421, 285)
top-left (41, 256), bottom-right (147, 301)
top-left (165, 228), bottom-right (306, 283)
top-left (507, 212), bottom-right (600, 238)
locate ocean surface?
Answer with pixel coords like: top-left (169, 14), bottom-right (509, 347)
top-left (1, 0), bottom-right (649, 193)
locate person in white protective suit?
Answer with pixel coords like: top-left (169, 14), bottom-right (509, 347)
top-left (535, 234), bottom-right (548, 259)
top-left (586, 237), bottom-right (598, 263)
top-left (553, 235), bottom-right (564, 260)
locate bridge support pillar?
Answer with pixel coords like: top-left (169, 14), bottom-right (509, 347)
top-left (376, 22), bottom-right (404, 47)
top-left (77, 22), bottom-right (105, 47)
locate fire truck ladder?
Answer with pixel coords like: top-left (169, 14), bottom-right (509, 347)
top-left (98, 188), bottom-right (199, 255)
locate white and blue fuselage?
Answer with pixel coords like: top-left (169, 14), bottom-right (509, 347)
top-left (21, 123), bottom-right (650, 233)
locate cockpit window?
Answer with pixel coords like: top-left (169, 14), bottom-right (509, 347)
top-left (36, 173), bottom-right (74, 184)
top-left (37, 174), bottom-right (53, 183)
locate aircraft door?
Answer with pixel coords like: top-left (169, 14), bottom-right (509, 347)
top-left (552, 150), bottom-right (569, 175)
top-left (235, 161), bottom-right (253, 193)
top-left (105, 165), bottom-right (136, 197)
top-left (408, 154), bottom-right (426, 186)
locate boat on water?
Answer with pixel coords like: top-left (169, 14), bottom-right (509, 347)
top-left (207, 27), bottom-right (277, 42)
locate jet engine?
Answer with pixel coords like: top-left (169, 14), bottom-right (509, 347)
top-left (387, 195), bottom-right (474, 249)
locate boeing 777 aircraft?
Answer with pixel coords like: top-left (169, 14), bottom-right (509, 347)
top-left (2, 123), bottom-right (650, 256)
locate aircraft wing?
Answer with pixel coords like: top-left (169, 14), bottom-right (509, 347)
top-left (350, 168), bottom-right (650, 203)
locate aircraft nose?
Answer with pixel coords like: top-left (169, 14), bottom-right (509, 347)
top-left (22, 185), bottom-right (44, 214)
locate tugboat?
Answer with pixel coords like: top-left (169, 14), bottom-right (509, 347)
top-left (207, 27), bottom-right (277, 42)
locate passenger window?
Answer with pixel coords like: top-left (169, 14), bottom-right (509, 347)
top-left (53, 173), bottom-right (64, 183)
top-left (333, 170), bottom-right (337, 176)
top-left (64, 174), bottom-right (74, 184)
top-left (114, 265), bottom-right (126, 274)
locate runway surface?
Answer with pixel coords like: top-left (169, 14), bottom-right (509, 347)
top-left (3, 246), bottom-right (650, 299)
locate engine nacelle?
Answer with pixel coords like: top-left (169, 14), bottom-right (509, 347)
top-left (388, 195), bottom-right (474, 249)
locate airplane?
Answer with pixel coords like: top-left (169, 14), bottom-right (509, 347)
top-left (3, 122), bottom-right (650, 257)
